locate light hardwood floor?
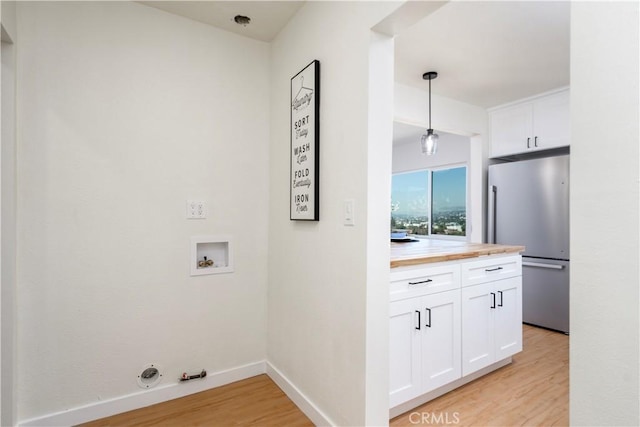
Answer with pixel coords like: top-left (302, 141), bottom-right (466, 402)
top-left (391, 324), bottom-right (569, 427)
top-left (83, 325), bottom-right (567, 426)
top-left (81, 374), bottom-right (313, 427)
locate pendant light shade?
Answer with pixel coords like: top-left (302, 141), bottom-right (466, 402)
top-left (421, 71), bottom-right (439, 156)
top-left (421, 129), bottom-right (439, 155)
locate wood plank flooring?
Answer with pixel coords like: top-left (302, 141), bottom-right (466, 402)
top-left (81, 374), bottom-right (313, 427)
top-left (391, 324), bottom-right (569, 427)
top-left (83, 324), bottom-right (567, 427)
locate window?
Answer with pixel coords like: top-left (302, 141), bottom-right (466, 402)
top-left (391, 165), bottom-right (467, 238)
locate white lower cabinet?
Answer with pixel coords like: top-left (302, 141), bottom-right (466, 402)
top-left (389, 289), bottom-right (461, 408)
top-left (421, 290), bottom-right (461, 391)
top-left (460, 276), bottom-right (522, 376)
top-left (390, 255), bottom-right (522, 410)
top-left (389, 298), bottom-right (421, 406)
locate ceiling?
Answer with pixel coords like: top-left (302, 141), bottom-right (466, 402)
top-left (394, 1), bottom-right (570, 109)
top-left (139, 1), bottom-right (569, 109)
top-left (139, 1), bottom-right (304, 42)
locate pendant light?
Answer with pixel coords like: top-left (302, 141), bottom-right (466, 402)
top-left (420, 71), bottom-right (439, 155)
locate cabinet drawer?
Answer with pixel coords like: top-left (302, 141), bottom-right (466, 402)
top-left (390, 264), bottom-right (460, 301)
top-left (461, 256), bottom-right (521, 287)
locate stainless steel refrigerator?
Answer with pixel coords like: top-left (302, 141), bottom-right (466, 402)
top-left (488, 155), bottom-right (569, 334)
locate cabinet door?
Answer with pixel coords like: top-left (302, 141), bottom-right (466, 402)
top-left (533, 90), bottom-right (570, 150)
top-left (490, 103), bottom-right (533, 157)
top-left (389, 298), bottom-right (421, 407)
top-left (461, 282), bottom-right (495, 376)
top-left (421, 290), bottom-right (461, 393)
top-left (494, 276), bottom-right (523, 360)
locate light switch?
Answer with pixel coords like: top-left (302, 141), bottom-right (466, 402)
top-left (187, 200), bottom-right (206, 219)
top-left (344, 199), bottom-right (355, 226)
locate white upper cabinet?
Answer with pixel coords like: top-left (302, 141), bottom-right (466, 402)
top-left (533, 89), bottom-right (571, 149)
top-left (490, 88), bottom-right (570, 157)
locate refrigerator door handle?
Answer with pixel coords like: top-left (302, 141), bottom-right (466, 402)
top-left (488, 185), bottom-right (497, 244)
top-left (522, 261), bottom-right (565, 270)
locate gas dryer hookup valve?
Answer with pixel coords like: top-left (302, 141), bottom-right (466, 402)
top-left (180, 369), bottom-right (207, 381)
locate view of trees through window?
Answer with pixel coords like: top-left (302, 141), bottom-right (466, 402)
top-left (391, 166), bottom-right (467, 237)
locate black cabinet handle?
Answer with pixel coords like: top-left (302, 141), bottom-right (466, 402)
top-left (415, 310), bottom-right (421, 330)
top-left (534, 136), bottom-right (538, 147)
top-left (527, 137), bottom-right (530, 148)
top-left (498, 290), bottom-right (504, 307)
top-left (491, 292), bottom-right (496, 309)
top-left (409, 279), bottom-right (433, 285)
top-left (485, 266), bottom-right (503, 272)
top-left (425, 308), bottom-right (431, 328)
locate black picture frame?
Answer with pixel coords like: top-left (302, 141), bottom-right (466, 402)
top-left (290, 60), bottom-right (320, 221)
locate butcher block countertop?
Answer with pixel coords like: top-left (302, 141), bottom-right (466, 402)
top-left (390, 239), bottom-right (525, 268)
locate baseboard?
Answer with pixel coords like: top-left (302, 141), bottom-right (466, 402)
top-left (19, 361), bottom-right (267, 427)
top-left (19, 360), bottom-right (336, 427)
top-left (266, 362), bottom-right (335, 427)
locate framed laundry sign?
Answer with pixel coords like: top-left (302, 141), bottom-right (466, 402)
top-left (290, 60), bottom-right (320, 221)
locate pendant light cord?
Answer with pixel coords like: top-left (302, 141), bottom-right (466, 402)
top-left (428, 77), bottom-right (432, 129)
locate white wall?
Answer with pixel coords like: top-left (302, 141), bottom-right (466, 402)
top-left (365, 30), bottom-right (394, 426)
top-left (393, 131), bottom-right (470, 173)
top-left (570, 2), bottom-right (639, 425)
top-left (394, 84), bottom-right (487, 242)
top-left (267, 2), bottom-right (397, 425)
top-left (394, 83), bottom-right (487, 137)
top-left (16, 2), bottom-right (269, 421)
top-left (1, 1), bottom-right (17, 425)
top-left (0, 1), bottom-right (15, 44)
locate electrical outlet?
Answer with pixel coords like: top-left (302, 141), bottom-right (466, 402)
top-left (187, 200), bottom-right (206, 219)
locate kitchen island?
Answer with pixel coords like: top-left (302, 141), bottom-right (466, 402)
top-left (389, 239), bottom-right (524, 418)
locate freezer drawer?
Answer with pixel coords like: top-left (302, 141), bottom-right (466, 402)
top-left (522, 258), bottom-right (569, 333)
